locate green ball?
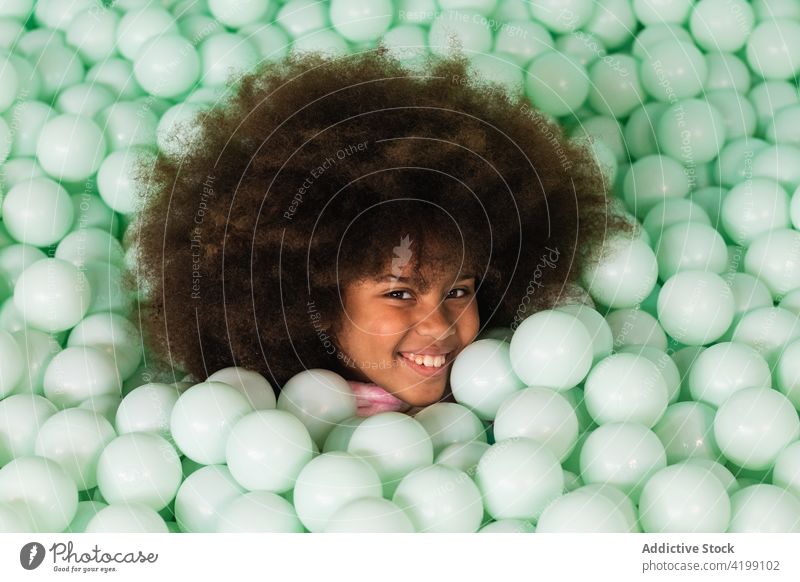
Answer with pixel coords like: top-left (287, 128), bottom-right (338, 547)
top-left (525, 51), bottom-right (589, 117)
top-left (640, 39), bottom-right (707, 102)
top-left (657, 98), bottom-right (727, 165)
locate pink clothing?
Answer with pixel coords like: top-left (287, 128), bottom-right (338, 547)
top-left (348, 381), bottom-right (414, 417)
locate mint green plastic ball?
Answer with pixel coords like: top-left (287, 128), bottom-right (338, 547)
top-left (528, 0), bottom-right (595, 33)
top-left (633, 0), bottom-right (693, 24)
top-left (434, 440), bottom-right (490, 475)
top-left (393, 463), bottom-right (483, 532)
top-left (643, 198), bottom-right (711, 243)
top-left (170, 381), bottom-right (253, 465)
top-left (133, 35), bottom-right (200, 99)
top-left (776, 338), bottom-right (800, 409)
top-left (623, 155), bottom-right (691, 219)
top-left (638, 463), bottom-right (730, 532)
top-left (476, 437), bottom-right (563, 521)
top-left (36, 114), bottom-right (107, 183)
top-left (330, 0), bottom-right (393, 42)
top-left (584, 353), bottom-right (668, 427)
top-left (536, 486), bottom-right (630, 532)
top-left (658, 271), bottom-right (735, 346)
top-left (85, 503), bottom-right (168, 533)
top-left (428, 10), bottom-right (492, 56)
top-left (208, 0), bottom-right (271, 28)
top-left (96, 433), bottom-right (181, 511)
top-left (493, 387), bottom-right (579, 461)
top-left (619, 345), bottom-right (681, 404)
top-left (732, 306), bottom-right (800, 367)
top-left (495, 20), bottom-right (553, 62)
top-left (587, 54), bottom-right (644, 118)
top-left (752, 145), bottom-right (800, 193)
top-left (225, 409), bottom-right (313, 493)
top-left (509, 309), bottom-right (593, 391)
top-left (583, 0), bottom-right (636, 50)
top-left (525, 51), bottom-right (589, 117)
top-left (750, 81), bottom-right (798, 135)
top-left (277, 369), bottom-right (357, 448)
top-left (720, 178), bottom-right (790, 246)
top-left (767, 105), bottom-right (800, 146)
top-left (293, 451), bottom-right (382, 532)
top-left (640, 40), bottom-right (707, 102)
top-left (116, 7), bottom-right (177, 61)
top-left (705, 52), bottom-right (751, 92)
top-left (347, 412), bottom-right (433, 497)
top-left (728, 484), bottom-right (800, 532)
top-left (14, 258), bottom-right (92, 333)
top-left (688, 342), bottom-right (771, 408)
top-left (707, 89), bottom-right (756, 140)
top-left (216, 491), bottom-right (303, 533)
top-left (199, 33), bottom-right (259, 87)
top-left (689, 0), bottom-right (754, 52)
top-left (579, 422), bottom-right (666, 503)
top-left (0, 456), bottom-right (77, 532)
top-left (174, 465), bottom-right (246, 533)
top-left (581, 236), bottom-right (658, 308)
top-left (744, 228), bottom-right (800, 300)
top-left (773, 441), bottom-right (800, 500)
top-left (655, 221), bottom-right (728, 281)
top-left (0, 395), bottom-right (56, 463)
top-left (324, 497), bottom-right (415, 532)
top-left (413, 402), bottom-right (487, 456)
top-left (34, 408), bottom-right (115, 491)
top-left (450, 339), bottom-right (525, 420)
top-left (555, 303), bottom-right (614, 365)
top-left (652, 402), bottom-right (720, 464)
top-left (714, 137), bottom-right (769, 188)
top-left (657, 99), bottom-right (726, 165)
top-left (714, 387), bottom-right (800, 471)
top-left (2, 177), bottom-right (74, 247)
top-left (746, 20), bottom-right (800, 81)
top-left (632, 23), bottom-right (693, 61)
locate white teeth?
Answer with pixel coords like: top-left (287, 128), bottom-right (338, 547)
top-left (401, 352), bottom-right (447, 368)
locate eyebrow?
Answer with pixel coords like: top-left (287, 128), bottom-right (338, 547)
top-left (379, 274), bottom-right (475, 282)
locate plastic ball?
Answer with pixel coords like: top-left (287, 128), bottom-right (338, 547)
top-left (293, 451), bottom-right (382, 532)
top-left (746, 20), bottom-right (800, 81)
top-left (116, 7), bottom-right (178, 61)
top-left (174, 465), bottom-right (246, 533)
top-left (225, 409), bottom-right (313, 493)
top-left (657, 99), bottom-right (726, 165)
top-left (330, 0), bottom-right (393, 43)
top-left (428, 10), bottom-right (493, 56)
top-left (475, 437), bottom-right (563, 520)
top-left (536, 486), bottom-right (631, 532)
top-left (582, 237), bottom-right (657, 308)
top-left (508, 309), bottom-right (593, 391)
top-left (0, 456), bottom-right (78, 532)
top-left (0, 395), bottom-right (57, 464)
top-left (579, 422), bottom-right (667, 503)
top-left (688, 341), bottom-right (771, 407)
top-left (324, 497), bottom-right (415, 532)
top-left (114, 383), bottom-right (180, 443)
top-left (14, 258), bottom-right (92, 333)
top-left (689, 0), bottom-right (755, 53)
top-left (134, 35), bottom-right (201, 99)
top-left (525, 51), bottom-right (590, 117)
top-left (714, 387), bottom-right (800, 471)
top-left (450, 339), bottom-right (525, 420)
top-left (584, 352), bottom-right (668, 427)
top-left (277, 369), bottom-right (357, 448)
top-left (208, 0), bottom-right (272, 28)
top-left (744, 228), bottom-right (800, 300)
top-left (170, 381), bottom-right (253, 465)
top-left (35, 114), bottom-right (107, 182)
top-left (493, 387), bottom-right (579, 462)
top-left (34, 408), bottom-right (115, 491)
top-left (217, 491), bottom-right (303, 533)
top-left (206, 366), bottom-right (277, 410)
top-left (555, 303), bottom-right (614, 365)
top-left (657, 271), bottom-right (735, 346)
top-left (731, 306), bottom-right (800, 366)
top-left (434, 440), bottom-right (490, 475)
top-left (1, 177), bottom-right (74, 247)
top-left (413, 403), bottom-right (487, 455)
top-left (605, 308), bottom-right (667, 352)
top-left (85, 503), bottom-right (168, 533)
top-left (638, 462), bottom-right (730, 532)
top-left (640, 40), bottom-right (707, 102)
top-left (392, 463), bottom-right (483, 532)
top-left (728, 484), bottom-right (800, 532)
top-left (347, 411), bottom-right (433, 497)
top-left (623, 155), bottom-right (691, 219)
top-left (42, 346), bottom-right (122, 409)
top-left (96, 432), bottom-right (181, 511)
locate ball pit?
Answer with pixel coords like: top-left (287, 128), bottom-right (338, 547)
top-left (1, 0), bottom-right (800, 535)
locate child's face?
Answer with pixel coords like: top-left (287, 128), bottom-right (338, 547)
top-left (333, 263), bottom-right (480, 407)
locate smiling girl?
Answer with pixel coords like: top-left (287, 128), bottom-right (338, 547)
top-left (125, 46), bottom-right (631, 417)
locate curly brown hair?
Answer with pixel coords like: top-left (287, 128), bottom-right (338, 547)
top-left (123, 44), bottom-right (633, 392)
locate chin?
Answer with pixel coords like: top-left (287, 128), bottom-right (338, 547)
top-left (392, 382), bottom-right (446, 407)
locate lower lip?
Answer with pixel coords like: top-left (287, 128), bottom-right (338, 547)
top-left (397, 353), bottom-right (452, 378)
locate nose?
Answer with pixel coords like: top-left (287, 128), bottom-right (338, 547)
top-left (413, 300), bottom-right (457, 342)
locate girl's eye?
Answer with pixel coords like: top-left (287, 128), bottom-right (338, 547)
top-left (384, 288), bottom-right (471, 300)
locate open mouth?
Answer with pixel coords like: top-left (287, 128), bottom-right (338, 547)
top-left (396, 351), bottom-right (454, 377)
